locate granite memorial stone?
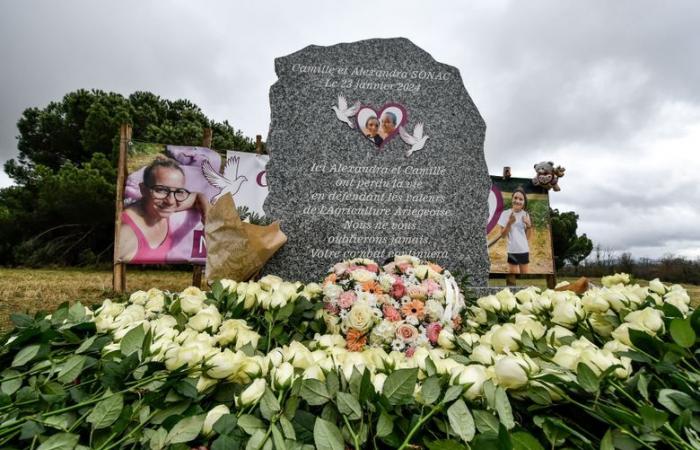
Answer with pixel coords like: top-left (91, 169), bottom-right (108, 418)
top-left (264, 38), bottom-right (491, 285)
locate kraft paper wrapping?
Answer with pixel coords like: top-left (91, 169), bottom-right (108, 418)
top-left (205, 193), bottom-right (287, 282)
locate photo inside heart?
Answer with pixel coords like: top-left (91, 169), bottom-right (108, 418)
top-left (356, 104), bottom-right (407, 148)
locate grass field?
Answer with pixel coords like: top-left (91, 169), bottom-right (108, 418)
top-left (1, 268), bottom-right (698, 332)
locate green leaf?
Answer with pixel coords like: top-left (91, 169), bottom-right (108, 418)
top-left (260, 388), bottom-right (281, 421)
top-left (670, 318), bottom-right (696, 348)
top-left (1, 369), bottom-right (22, 395)
top-left (211, 434), bottom-right (239, 450)
top-left (120, 324), bottom-right (145, 356)
top-left (86, 393), bottom-right (124, 429)
top-left (690, 308), bottom-right (700, 335)
top-left (421, 377), bottom-right (442, 405)
top-left (637, 374), bottom-right (650, 401)
top-left (473, 410), bottom-right (500, 435)
top-left (57, 355), bottom-right (86, 384)
top-left (511, 431), bottom-right (544, 450)
top-left (279, 415), bottom-right (297, 440)
top-left (600, 429), bottom-right (614, 450)
top-left (213, 414), bottom-right (237, 436)
top-left (238, 414), bottom-right (266, 435)
top-left (272, 423), bottom-right (286, 450)
top-left (382, 368), bottom-right (418, 406)
top-left (658, 389), bottom-right (700, 415)
top-left (75, 335), bottom-right (97, 354)
top-left (628, 329), bottom-right (661, 357)
top-left (376, 411), bottom-right (393, 438)
top-left (336, 392), bottom-right (362, 420)
top-left (246, 430), bottom-right (269, 450)
top-left (165, 414), bottom-right (205, 444)
top-left (36, 432), bottom-right (80, 450)
top-left (12, 344), bottom-right (41, 367)
top-left (495, 387), bottom-right (515, 430)
top-left (301, 379), bottom-right (332, 406)
top-left (425, 439), bottom-right (469, 450)
top-left (639, 405), bottom-right (668, 431)
top-left (149, 427), bottom-right (167, 450)
top-left (447, 399), bottom-right (475, 442)
top-left (483, 380), bottom-right (497, 409)
top-left (576, 362), bottom-right (600, 393)
top-left (442, 385), bottom-right (464, 404)
top-left (526, 385), bottom-right (552, 406)
top-left (314, 417), bottom-right (344, 450)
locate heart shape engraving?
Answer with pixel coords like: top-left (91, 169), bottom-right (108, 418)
top-left (355, 103), bottom-right (407, 149)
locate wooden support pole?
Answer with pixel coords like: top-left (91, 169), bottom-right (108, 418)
top-left (192, 127), bottom-right (213, 288)
top-left (506, 274), bottom-right (517, 286)
top-left (113, 124), bottom-right (132, 293)
top-left (255, 135), bottom-right (263, 155)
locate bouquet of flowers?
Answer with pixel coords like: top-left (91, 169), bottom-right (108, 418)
top-left (320, 255), bottom-right (466, 354)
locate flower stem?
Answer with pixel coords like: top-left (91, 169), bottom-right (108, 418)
top-left (397, 404), bottom-right (442, 450)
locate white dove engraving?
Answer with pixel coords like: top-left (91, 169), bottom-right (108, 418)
top-left (201, 156), bottom-right (248, 203)
top-left (399, 123), bottom-right (429, 157)
top-left (331, 95), bottom-right (360, 128)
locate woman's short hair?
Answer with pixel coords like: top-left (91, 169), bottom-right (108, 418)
top-left (143, 158), bottom-right (184, 187)
top-left (382, 112), bottom-right (397, 126)
top-left (512, 187), bottom-right (528, 209)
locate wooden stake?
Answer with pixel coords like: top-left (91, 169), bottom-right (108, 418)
top-left (506, 274), bottom-right (517, 286)
top-left (192, 127), bottom-right (213, 288)
top-left (113, 124), bottom-right (132, 293)
top-left (255, 135), bottom-right (263, 155)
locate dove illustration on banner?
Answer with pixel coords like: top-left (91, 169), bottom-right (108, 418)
top-left (399, 122), bottom-right (429, 157)
top-left (332, 95), bottom-right (360, 128)
top-left (201, 156), bottom-right (248, 203)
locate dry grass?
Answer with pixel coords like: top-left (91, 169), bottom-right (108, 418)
top-left (1, 268), bottom-right (698, 332)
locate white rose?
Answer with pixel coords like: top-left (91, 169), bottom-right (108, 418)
top-left (648, 278), bottom-right (665, 295)
top-left (589, 312), bottom-right (617, 337)
top-left (437, 329), bottom-right (456, 350)
top-left (216, 319), bottom-right (247, 346)
top-left (611, 323), bottom-right (644, 347)
top-left (346, 302), bottom-right (375, 332)
top-left (196, 376), bottom-right (218, 393)
top-left (351, 269), bottom-right (376, 283)
top-left (279, 282), bottom-right (299, 301)
top-left (458, 332), bottom-right (481, 347)
top-left (302, 282), bottom-right (323, 299)
top-left (238, 379), bottom-right (266, 407)
top-left (273, 362), bottom-right (296, 390)
top-left (470, 307), bottom-right (488, 324)
top-left (434, 357), bottom-right (461, 376)
top-left (494, 356), bottom-right (529, 389)
top-left (664, 291), bottom-right (690, 315)
top-left (188, 305), bottom-right (222, 332)
top-left (259, 274), bottom-right (283, 291)
top-left (145, 292), bottom-right (165, 313)
top-left (513, 314), bottom-right (546, 340)
top-left (202, 404), bottom-right (230, 437)
top-left (546, 325), bottom-right (575, 346)
top-left (414, 265), bottom-right (429, 279)
top-left (581, 293), bottom-right (609, 313)
top-left (603, 339), bottom-right (630, 353)
top-left (206, 349), bottom-right (241, 379)
top-left (514, 287), bottom-right (539, 304)
top-left (424, 300), bottom-right (444, 322)
top-left (491, 324), bottom-right (521, 353)
top-left (180, 289), bottom-right (205, 315)
top-left (552, 345), bottom-right (580, 371)
top-left (372, 373), bottom-right (387, 394)
top-left (218, 279), bottom-right (237, 293)
top-left (452, 364), bottom-right (488, 400)
top-left (267, 348), bottom-right (284, 368)
top-left (129, 290), bottom-right (148, 305)
top-left (97, 299), bottom-right (125, 318)
top-left (470, 345), bottom-right (496, 365)
top-left (551, 302), bottom-right (582, 328)
top-left (495, 289), bottom-right (517, 312)
top-left (244, 283), bottom-right (262, 309)
top-left (624, 307), bottom-right (664, 334)
top-left (235, 329), bottom-right (261, 351)
top-left (579, 349), bottom-right (615, 376)
top-left (477, 295), bottom-right (500, 313)
top-left (269, 291), bottom-right (287, 309)
top-left (303, 366), bottom-right (326, 382)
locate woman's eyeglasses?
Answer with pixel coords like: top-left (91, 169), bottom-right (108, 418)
top-left (149, 185), bottom-right (191, 201)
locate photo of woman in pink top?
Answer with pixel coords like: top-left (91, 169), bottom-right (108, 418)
top-left (118, 158), bottom-right (209, 264)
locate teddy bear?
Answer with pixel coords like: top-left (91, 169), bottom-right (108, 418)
top-left (532, 161), bottom-right (565, 191)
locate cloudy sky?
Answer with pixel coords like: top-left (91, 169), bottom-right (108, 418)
top-left (1, 1), bottom-right (699, 260)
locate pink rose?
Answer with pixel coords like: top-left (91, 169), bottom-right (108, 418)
top-left (390, 282), bottom-right (406, 300)
top-left (338, 291), bottom-right (356, 309)
top-left (383, 305), bottom-right (402, 322)
top-left (422, 279), bottom-right (440, 295)
top-left (397, 262), bottom-right (411, 273)
top-left (426, 322), bottom-right (442, 344)
top-left (405, 346), bottom-right (416, 357)
top-left (365, 263), bottom-right (379, 273)
top-left (396, 323), bottom-right (419, 343)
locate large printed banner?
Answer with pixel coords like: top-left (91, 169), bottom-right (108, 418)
top-left (116, 144), bottom-right (269, 265)
top-left (486, 177), bottom-right (554, 275)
